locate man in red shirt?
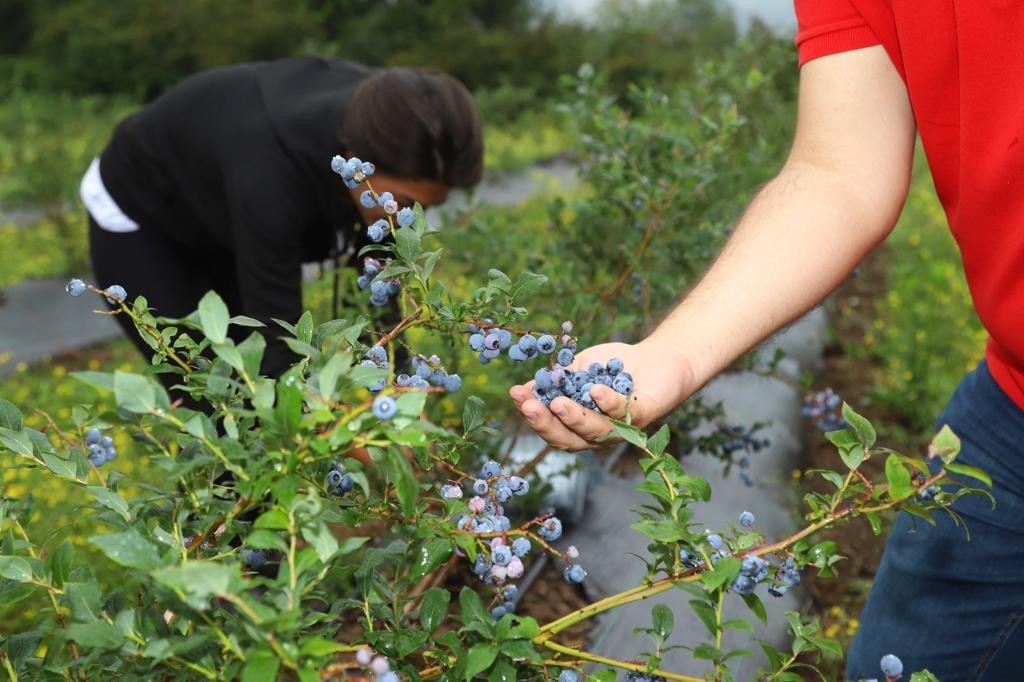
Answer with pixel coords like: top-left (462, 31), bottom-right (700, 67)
top-left (512, 2), bottom-right (1024, 679)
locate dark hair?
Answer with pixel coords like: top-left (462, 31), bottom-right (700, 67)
top-left (339, 67), bottom-right (483, 188)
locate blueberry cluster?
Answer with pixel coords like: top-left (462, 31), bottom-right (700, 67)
top-left (801, 388), bottom-right (846, 432)
top-left (355, 648), bottom-right (399, 682)
top-left (490, 584), bottom-right (519, 619)
top-left (531, 358), bottom-right (633, 411)
top-left (719, 423), bottom-right (769, 456)
top-left (912, 471), bottom-right (939, 500)
top-left (65, 278), bottom-right (128, 306)
top-left (466, 320), bottom-right (576, 366)
top-left (330, 155), bottom-right (375, 189)
top-left (326, 460), bottom-right (355, 496)
top-left (356, 257), bottom-right (401, 307)
top-left (84, 427), bottom-right (117, 466)
top-left (730, 554), bottom-right (770, 596)
top-left (766, 556), bottom-right (801, 598)
top-left (396, 354), bottom-right (462, 392)
top-left (361, 345), bottom-right (389, 392)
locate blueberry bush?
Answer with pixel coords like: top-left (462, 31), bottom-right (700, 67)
top-left (0, 159), bottom-right (991, 681)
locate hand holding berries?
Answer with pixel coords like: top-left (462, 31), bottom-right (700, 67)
top-left (510, 340), bottom-right (697, 452)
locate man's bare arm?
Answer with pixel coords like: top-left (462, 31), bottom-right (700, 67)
top-left (510, 46), bottom-right (917, 451)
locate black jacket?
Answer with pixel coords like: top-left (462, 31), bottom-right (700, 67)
top-left (99, 56), bottom-right (373, 376)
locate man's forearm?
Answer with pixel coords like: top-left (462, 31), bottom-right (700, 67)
top-left (646, 160), bottom-right (904, 389)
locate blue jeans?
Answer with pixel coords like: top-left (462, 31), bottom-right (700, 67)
top-left (846, 361), bottom-right (1024, 681)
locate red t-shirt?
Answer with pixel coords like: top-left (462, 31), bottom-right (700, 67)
top-left (795, 0), bottom-right (1024, 412)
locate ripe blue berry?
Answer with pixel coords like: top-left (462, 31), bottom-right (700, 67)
top-left (473, 479), bottom-right (489, 496)
top-left (491, 545), bottom-right (512, 566)
top-left (707, 533), bottom-right (724, 550)
top-left (880, 654), bottom-right (903, 677)
top-left (517, 334), bottom-right (537, 353)
top-left (557, 348), bottom-right (574, 366)
top-left (372, 396), bottom-right (397, 420)
top-left (66, 278), bottom-right (87, 297)
top-left (512, 537), bottom-right (531, 557)
top-left (244, 549), bottom-right (267, 568)
top-left (481, 460), bottom-right (502, 478)
top-left (397, 207), bottom-right (415, 227)
top-left (536, 335), bottom-right (557, 354)
top-left (327, 470), bottom-right (344, 488)
top-left (104, 285), bottom-right (127, 304)
top-left (739, 511), bottom-right (755, 528)
top-left (377, 191), bottom-right (394, 206)
top-left (607, 357), bottom-right (624, 374)
top-left (85, 427), bottom-right (101, 445)
top-left (559, 671), bottom-right (580, 682)
top-left (443, 374), bottom-right (462, 392)
top-left (367, 219), bottom-right (389, 243)
top-left (538, 517), bottom-right (562, 541)
top-left (360, 190), bottom-right (377, 208)
top-left (564, 564), bottom-right (586, 584)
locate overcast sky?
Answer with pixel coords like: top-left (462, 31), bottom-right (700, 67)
top-left (553, 0), bottom-right (796, 31)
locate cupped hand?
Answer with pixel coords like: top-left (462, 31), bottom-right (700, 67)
top-left (508, 340), bottom-right (697, 451)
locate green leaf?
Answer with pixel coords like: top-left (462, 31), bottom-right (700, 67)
top-left (151, 562), bottom-right (242, 607)
top-left (884, 453), bottom-right (913, 499)
top-left (688, 599), bottom-right (718, 637)
top-left (48, 541), bottom-right (73, 587)
top-left (465, 643), bottom-right (499, 681)
top-left (501, 639), bottom-right (543, 662)
top-left (742, 593), bottom-right (768, 625)
top-left (66, 621), bottom-right (124, 650)
top-left (113, 371), bottom-right (157, 414)
top-left (0, 556), bottom-right (33, 582)
top-left (301, 519), bottom-right (339, 564)
top-left (254, 508), bottom-right (290, 531)
top-left (300, 637), bottom-right (349, 658)
top-left (701, 556), bottom-right (741, 592)
top-left (838, 444), bottom-right (865, 471)
top-left (945, 461), bottom-right (992, 487)
top-left (395, 226), bottom-right (422, 262)
top-left (630, 520), bottom-right (686, 543)
top-left (463, 396), bottom-right (486, 434)
top-left (211, 340), bottom-right (245, 373)
top-left (70, 370), bottom-right (114, 392)
top-left (410, 539), bottom-right (454, 580)
top-left (41, 452), bottom-right (79, 480)
top-left (86, 486), bottom-right (131, 522)
top-left (648, 424), bottom-right (671, 455)
top-left (608, 421), bottom-right (647, 448)
top-left (245, 530), bottom-right (288, 552)
top-left (0, 428), bottom-right (33, 457)
top-left (458, 586), bottom-right (489, 626)
top-left (241, 647), bottom-right (280, 682)
top-left (385, 447), bottom-right (419, 518)
top-left (91, 530), bottom-right (160, 570)
top-left (229, 314), bottom-right (265, 327)
top-left (318, 352), bottom-right (350, 400)
top-left (65, 581), bottom-right (102, 622)
top-left (910, 671), bottom-right (941, 682)
top-left (419, 587), bottom-right (450, 634)
top-left (841, 403), bottom-right (876, 448)
top-left (928, 424), bottom-right (961, 464)
top-left (488, 659), bottom-right (518, 682)
top-left (652, 603), bottom-right (674, 640)
top-left (6, 629), bottom-right (43, 672)
top-left (0, 399), bottom-right (23, 431)
top-left (198, 290), bottom-right (229, 344)
top-left (296, 311), bottom-right (314, 344)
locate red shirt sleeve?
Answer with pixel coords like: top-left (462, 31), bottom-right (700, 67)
top-left (794, 0), bottom-right (881, 67)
